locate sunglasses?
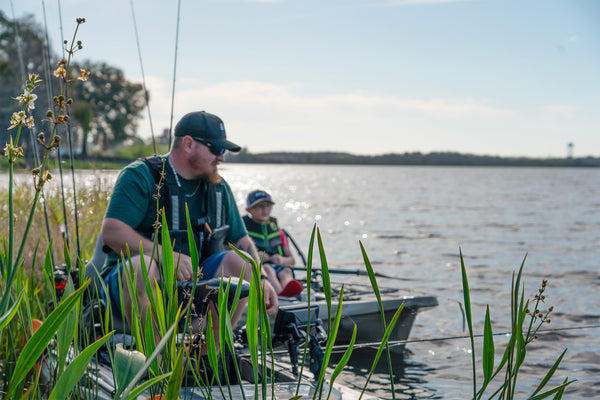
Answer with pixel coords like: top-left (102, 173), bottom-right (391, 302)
top-left (191, 137), bottom-right (226, 156)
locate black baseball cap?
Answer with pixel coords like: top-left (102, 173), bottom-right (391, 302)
top-left (174, 111), bottom-right (242, 153)
top-left (246, 190), bottom-right (274, 209)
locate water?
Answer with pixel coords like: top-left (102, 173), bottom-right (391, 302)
top-left (220, 164), bottom-right (600, 399)
top-left (7, 164), bottom-right (599, 398)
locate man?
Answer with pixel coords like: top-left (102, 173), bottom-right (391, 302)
top-left (101, 111), bottom-right (278, 337)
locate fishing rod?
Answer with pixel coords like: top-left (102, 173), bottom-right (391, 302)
top-left (130, 0), bottom-right (157, 155)
top-left (288, 266), bottom-right (413, 281)
top-left (57, 0), bottom-right (83, 260)
top-left (9, 0), bottom-right (55, 266)
top-left (167, 0), bottom-right (182, 150)
top-left (282, 229), bottom-right (413, 281)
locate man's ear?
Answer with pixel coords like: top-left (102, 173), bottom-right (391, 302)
top-left (182, 135), bottom-right (195, 150)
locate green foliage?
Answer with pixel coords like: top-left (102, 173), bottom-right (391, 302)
top-left (460, 250), bottom-right (575, 399)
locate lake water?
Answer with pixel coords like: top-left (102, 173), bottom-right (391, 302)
top-left (6, 164), bottom-right (599, 398)
top-left (223, 164), bottom-right (600, 399)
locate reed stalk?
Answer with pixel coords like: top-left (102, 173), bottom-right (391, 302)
top-left (460, 249), bottom-right (575, 399)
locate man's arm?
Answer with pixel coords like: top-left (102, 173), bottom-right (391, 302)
top-left (102, 217), bottom-right (195, 281)
top-left (233, 235), bottom-right (279, 314)
top-left (102, 217), bottom-right (157, 259)
top-left (234, 235), bottom-right (261, 264)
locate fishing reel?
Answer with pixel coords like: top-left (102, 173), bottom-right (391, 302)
top-left (52, 264), bottom-right (80, 302)
top-left (272, 304), bottom-right (327, 380)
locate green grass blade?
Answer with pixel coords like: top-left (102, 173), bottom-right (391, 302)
top-left (316, 228), bottom-right (332, 330)
top-left (48, 332), bottom-right (114, 400)
top-left (0, 290), bottom-right (23, 331)
top-left (164, 346), bottom-right (186, 400)
top-left (315, 285), bottom-right (346, 398)
top-left (482, 305), bottom-right (495, 384)
top-left (359, 241), bottom-right (396, 398)
top-left (296, 225), bottom-right (317, 397)
top-left (185, 204), bottom-right (200, 280)
top-left (531, 349), bottom-right (567, 396)
top-left (359, 302), bottom-right (405, 400)
top-left (459, 248), bottom-right (477, 399)
top-left (7, 280), bottom-right (90, 399)
top-left (246, 261), bottom-right (260, 392)
top-left (551, 377), bottom-right (570, 400)
top-left (528, 379), bottom-right (575, 400)
top-left (206, 309), bottom-right (221, 388)
top-left (123, 373), bottom-right (173, 400)
top-left (359, 242), bottom-right (384, 313)
top-left (327, 324), bottom-right (357, 400)
top-left (119, 319), bottom-right (179, 399)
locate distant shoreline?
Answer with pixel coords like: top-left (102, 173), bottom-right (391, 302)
top-left (3, 151), bottom-right (599, 170)
top-left (226, 151), bottom-right (600, 168)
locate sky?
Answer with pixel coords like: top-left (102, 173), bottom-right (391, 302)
top-left (4, 0), bottom-right (600, 157)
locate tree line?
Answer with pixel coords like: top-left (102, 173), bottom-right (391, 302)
top-left (227, 150), bottom-right (600, 167)
top-left (1, 11), bottom-right (146, 163)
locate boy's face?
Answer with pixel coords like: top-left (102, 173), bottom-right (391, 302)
top-left (247, 201), bottom-right (273, 224)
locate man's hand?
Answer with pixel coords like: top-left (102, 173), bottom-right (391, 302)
top-left (175, 253), bottom-right (195, 281)
top-left (261, 279), bottom-right (279, 315)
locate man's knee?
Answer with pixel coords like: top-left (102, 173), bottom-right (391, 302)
top-left (218, 250), bottom-right (252, 280)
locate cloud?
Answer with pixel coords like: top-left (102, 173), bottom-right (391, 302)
top-left (171, 79), bottom-right (514, 119)
top-left (542, 104), bottom-right (580, 117)
top-left (138, 78), bottom-right (517, 153)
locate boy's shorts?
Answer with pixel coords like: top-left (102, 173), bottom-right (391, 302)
top-left (271, 264), bottom-right (293, 278)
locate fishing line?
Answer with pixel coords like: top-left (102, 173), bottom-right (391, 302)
top-left (40, 0), bottom-right (73, 253)
top-left (323, 323), bottom-right (600, 354)
top-left (167, 0), bottom-right (183, 150)
top-left (9, 0), bottom-right (55, 265)
top-left (130, 0), bottom-right (157, 155)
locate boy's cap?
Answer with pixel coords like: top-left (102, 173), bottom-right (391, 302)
top-left (247, 190), bottom-right (274, 209)
top-left (174, 111), bottom-right (242, 153)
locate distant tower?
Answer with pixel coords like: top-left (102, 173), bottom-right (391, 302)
top-left (567, 142), bottom-right (574, 159)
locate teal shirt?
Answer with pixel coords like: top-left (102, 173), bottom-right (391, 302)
top-left (103, 156), bottom-right (247, 270)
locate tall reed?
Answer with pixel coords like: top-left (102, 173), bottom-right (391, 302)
top-left (460, 249), bottom-right (575, 399)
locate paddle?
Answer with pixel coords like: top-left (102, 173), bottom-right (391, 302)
top-left (282, 229), bottom-right (413, 282)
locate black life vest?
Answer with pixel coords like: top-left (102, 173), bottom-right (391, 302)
top-left (243, 215), bottom-right (284, 256)
top-left (142, 156), bottom-right (229, 262)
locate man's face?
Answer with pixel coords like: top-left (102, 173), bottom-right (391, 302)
top-left (248, 202), bottom-right (273, 224)
top-left (189, 139), bottom-right (224, 183)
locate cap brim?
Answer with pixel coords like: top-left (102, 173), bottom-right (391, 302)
top-left (212, 138), bottom-right (242, 153)
top-left (247, 198), bottom-right (275, 209)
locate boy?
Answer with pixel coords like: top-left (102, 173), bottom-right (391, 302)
top-left (243, 190), bottom-right (302, 297)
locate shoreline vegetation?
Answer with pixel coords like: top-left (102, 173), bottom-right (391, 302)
top-left (2, 146), bottom-right (600, 171)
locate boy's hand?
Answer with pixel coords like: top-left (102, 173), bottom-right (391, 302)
top-left (261, 280), bottom-right (279, 315)
top-left (266, 254), bottom-right (285, 266)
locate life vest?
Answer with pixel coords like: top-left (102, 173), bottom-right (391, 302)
top-left (142, 156), bottom-right (229, 262)
top-left (243, 215), bottom-right (284, 256)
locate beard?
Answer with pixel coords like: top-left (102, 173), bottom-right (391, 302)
top-left (199, 166), bottom-right (222, 184)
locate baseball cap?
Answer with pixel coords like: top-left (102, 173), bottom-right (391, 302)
top-left (174, 111), bottom-right (242, 153)
top-left (246, 190), bottom-right (274, 209)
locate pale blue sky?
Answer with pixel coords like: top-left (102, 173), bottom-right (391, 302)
top-left (6, 0), bottom-right (600, 157)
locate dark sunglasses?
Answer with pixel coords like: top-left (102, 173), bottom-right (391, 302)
top-left (191, 137), bottom-right (226, 156)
